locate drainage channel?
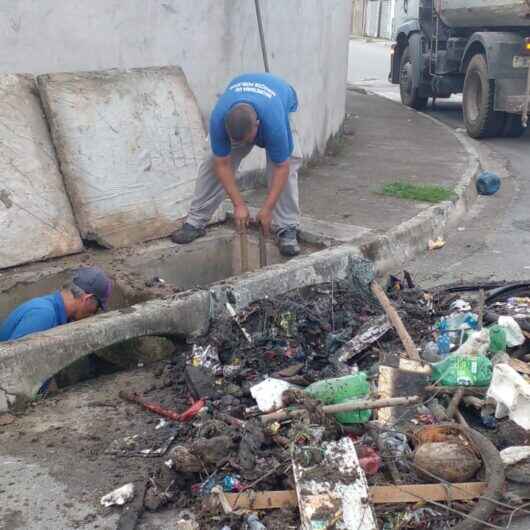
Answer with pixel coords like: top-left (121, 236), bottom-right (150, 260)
top-left (0, 225), bottom-right (323, 393)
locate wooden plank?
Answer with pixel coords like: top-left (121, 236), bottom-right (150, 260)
top-left (399, 358), bottom-right (432, 375)
top-left (369, 482), bottom-right (487, 504)
top-left (223, 491), bottom-right (297, 510)
top-left (292, 437), bottom-right (377, 530)
top-left (377, 365), bottom-right (395, 424)
top-left (509, 358), bottom-right (530, 376)
top-left (221, 482), bottom-right (488, 511)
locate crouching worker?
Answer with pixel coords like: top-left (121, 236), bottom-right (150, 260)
top-left (0, 267), bottom-right (112, 342)
top-left (171, 72), bottom-right (301, 257)
top-left (0, 267), bottom-right (112, 394)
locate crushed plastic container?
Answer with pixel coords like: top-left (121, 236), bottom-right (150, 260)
top-left (304, 373), bottom-right (371, 424)
top-left (436, 334), bottom-right (451, 356)
top-left (431, 354), bottom-right (492, 387)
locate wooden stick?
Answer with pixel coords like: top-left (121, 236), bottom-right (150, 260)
top-left (258, 227), bottom-right (267, 267)
top-left (478, 289), bottom-right (485, 329)
top-left (370, 281), bottom-right (421, 361)
top-left (239, 227), bottom-right (249, 273)
top-left (260, 395), bottom-right (421, 425)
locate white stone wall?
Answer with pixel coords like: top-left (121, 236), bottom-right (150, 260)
top-left (0, 0), bottom-right (352, 158)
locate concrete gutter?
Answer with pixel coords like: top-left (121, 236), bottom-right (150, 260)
top-left (0, 99), bottom-right (482, 412)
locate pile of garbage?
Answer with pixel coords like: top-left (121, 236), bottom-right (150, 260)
top-left (104, 271), bottom-right (530, 529)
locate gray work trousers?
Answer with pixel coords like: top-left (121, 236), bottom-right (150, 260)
top-left (186, 143), bottom-right (301, 231)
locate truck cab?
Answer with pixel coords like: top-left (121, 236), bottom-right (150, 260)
top-left (390, 0), bottom-right (530, 138)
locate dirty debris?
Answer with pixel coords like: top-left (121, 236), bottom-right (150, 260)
top-left (103, 276), bottom-right (530, 527)
top-left (428, 238), bottom-right (446, 251)
top-left (10, 270), bottom-right (530, 529)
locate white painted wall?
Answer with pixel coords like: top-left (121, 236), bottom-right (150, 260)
top-left (0, 0), bottom-right (352, 158)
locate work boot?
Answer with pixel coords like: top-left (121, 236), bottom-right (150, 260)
top-left (277, 227), bottom-right (300, 257)
top-left (170, 223), bottom-right (206, 244)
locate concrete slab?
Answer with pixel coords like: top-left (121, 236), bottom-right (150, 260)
top-left (38, 66), bottom-right (206, 248)
top-left (0, 74), bottom-right (83, 269)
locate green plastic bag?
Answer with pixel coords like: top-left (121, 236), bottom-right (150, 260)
top-left (431, 354), bottom-right (492, 387)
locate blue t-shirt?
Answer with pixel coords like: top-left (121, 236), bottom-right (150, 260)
top-left (210, 73), bottom-right (298, 164)
top-left (0, 291), bottom-right (68, 341)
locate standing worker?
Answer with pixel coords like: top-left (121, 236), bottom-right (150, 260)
top-left (171, 72), bottom-right (301, 257)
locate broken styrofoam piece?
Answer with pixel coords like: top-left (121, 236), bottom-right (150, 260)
top-left (292, 437), bottom-right (377, 530)
top-left (250, 378), bottom-right (299, 413)
top-left (100, 483), bottom-right (135, 507)
top-left (500, 446), bottom-right (530, 466)
top-left (487, 363), bottom-right (530, 429)
top-left (498, 316), bottom-right (525, 347)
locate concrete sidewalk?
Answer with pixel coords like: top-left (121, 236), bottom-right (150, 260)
top-left (246, 88), bottom-right (471, 239)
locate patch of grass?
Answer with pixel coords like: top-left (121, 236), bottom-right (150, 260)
top-left (379, 182), bottom-right (456, 203)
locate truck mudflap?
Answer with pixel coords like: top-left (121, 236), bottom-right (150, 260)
top-left (495, 68), bottom-right (530, 126)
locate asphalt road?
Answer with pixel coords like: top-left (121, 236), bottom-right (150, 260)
top-left (349, 38), bottom-right (530, 286)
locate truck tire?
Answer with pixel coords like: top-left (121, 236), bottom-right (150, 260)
top-left (400, 46), bottom-right (428, 110)
top-left (501, 113), bottom-right (526, 138)
top-left (463, 54), bottom-right (504, 138)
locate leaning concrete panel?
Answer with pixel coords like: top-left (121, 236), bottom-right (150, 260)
top-left (0, 74), bottom-right (83, 269)
top-left (38, 66), bottom-right (206, 248)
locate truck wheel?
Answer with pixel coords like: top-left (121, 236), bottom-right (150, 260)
top-left (463, 54), bottom-right (504, 138)
top-left (502, 113), bottom-right (526, 138)
top-left (400, 46), bottom-right (428, 110)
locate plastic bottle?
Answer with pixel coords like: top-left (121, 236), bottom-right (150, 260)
top-left (422, 341), bottom-right (442, 363)
top-left (488, 325), bottom-right (507, 353)
top-left (476, 171), bottom-right (501, 196)
top-left (430, 354), bottom-right (493, 387)
top-left (304, 373), bottom-right (371, 424)
top-left (435, 334), bottom-right (451, 356)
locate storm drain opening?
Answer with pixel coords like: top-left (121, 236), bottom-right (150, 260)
top-left (124, 227), bottom-right (321, 292)
top-left (0, 226), bottom-right (325, 394)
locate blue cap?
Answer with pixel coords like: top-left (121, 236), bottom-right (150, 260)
top-left (73, 267), bottom-right (112, 311)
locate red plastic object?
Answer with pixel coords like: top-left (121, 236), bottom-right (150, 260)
top-left (119, 391), bottom-right (205, 422)
top-left (356, 445), bottom-right (381, 476)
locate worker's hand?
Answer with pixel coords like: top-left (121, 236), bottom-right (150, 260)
top-left (257, 206), bottom-right (273, 236)
top-left (233, 203), bottom-right (250, 233)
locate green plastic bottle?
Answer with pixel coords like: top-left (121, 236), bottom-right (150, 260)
top-left (304, 373), bottom-right (371, 424)
top-left (431, 355), bottom-right (492, 387)
top-left (488, 325), bottom-right (507, 353)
